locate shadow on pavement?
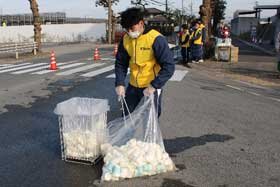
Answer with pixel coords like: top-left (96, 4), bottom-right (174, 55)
top-left (161, 178), bottom-right (195, 187)
top-left (164, 134), bottom-right (234, 155)
top-left (228, 68), bottom-right (280, 80)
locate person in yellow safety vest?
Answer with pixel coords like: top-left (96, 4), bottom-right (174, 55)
top-left (198, 19), bottom-right (206, 63)
top-left (198, 20), bottom-right (206, 44)
top-left (190, 20), bottom-right (203, 63)
top-left (179, 24), bottom-right (191, 68)
top-left (115, 7), bottom-right (175, 117)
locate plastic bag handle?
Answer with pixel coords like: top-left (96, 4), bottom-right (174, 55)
top-left (120, 96), bottom-right (134, 127)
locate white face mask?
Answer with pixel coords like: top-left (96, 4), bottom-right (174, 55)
top-left (128, 30), bottom-right (141, 39)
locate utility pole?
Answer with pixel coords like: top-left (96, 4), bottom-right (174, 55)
top-left (190, 0), bottom-right (193, 16)
top-left (165, 0), bottom-right (168, 12)
top-left (108, 0), bottom-right (112, 44)
top-left (181, 0), bottom-right (184, 25)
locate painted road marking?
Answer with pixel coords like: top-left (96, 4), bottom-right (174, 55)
top-left (56, 63), bottom-right (105, 76)
top-left (0, 64), bottom-right (12, 67)
top-left (266, 97), bottom-right (280, 102)
top-left (0, 63), bottom-right (46, 73)
top-left (11, 63), bottom-right (67, 74)
top-left (247, 91), bottom-right (261, 96)
top-left (170, 70), bottom-right (189, 81)
top-left (226, 85), bottom-right (244, 91)
top-left (106, 68), bottom-right (130, 78)
top-left (106, 70), bottom-right (188, 81)
top-left (81, 65), bottom-right (114, 77)
top-left (0, 63), bottom-right (31, 71)
top-left (32, 63), bottom-right (85, 75)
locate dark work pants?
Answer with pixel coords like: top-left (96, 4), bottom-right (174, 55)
top-left (186, 47), bottom-right (190, 62)
top-left (181, 47), bottom-right (187, 62)
top-left (181, 47), bottom-right (190, 63)
top-left (124, 84), bottom-right (162, 117)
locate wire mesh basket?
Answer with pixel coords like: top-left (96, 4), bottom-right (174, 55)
top-left (54, 97), bottom-right (109, 164)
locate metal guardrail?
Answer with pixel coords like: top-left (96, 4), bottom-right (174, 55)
top-left (0, 42), bottom-right (38, 59)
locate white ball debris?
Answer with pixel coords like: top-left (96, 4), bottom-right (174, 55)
top-left (101, 139), bottom-right (176, 181)
top-left (63, 130), bottom-right (101, 159)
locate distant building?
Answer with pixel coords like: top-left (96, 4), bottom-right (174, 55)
top-left (231, 10), bottom-right (259, 35)
top-left (0, 12), bottom-right (106, 26)
top-left (231, 5), bottom-right (280, 38)
top-left (231, 16), bottom-right (258, 35)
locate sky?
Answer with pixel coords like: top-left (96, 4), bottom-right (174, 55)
top-left (0, 0), bottom-right (279, 20)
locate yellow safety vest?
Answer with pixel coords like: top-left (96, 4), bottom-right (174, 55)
top-left (123, 29), bottom-right (161, 88)
top-left (199, 23), bottom-right (205, 30)
top-left (192, 27), bottom-right (202, 45)
top-left (180, 30), bottom-right (190, 47)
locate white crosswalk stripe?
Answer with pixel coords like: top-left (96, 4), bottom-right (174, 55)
top-left (106, 70), bottom-right (188, 82)
top-left (11, 63), bottom-right (67, 74)
top-left (32, 63), bottom-right (85, 75)
top-left (0, 63), bottom-right (46, 73)
top-left (0, 63), bottom-right (31, 71)
top-left (80, 65), bottom-right (114, 77)
top-left (56, 63), bottom-right (104, 76)
top-left (106, 74), bottom-right (116, 78)
top-left (106, 69), bottom-right (130, 78)
top-left (0, 64), bottom-right (12, 67)
top-left (1, 61), bottom-right (188, 83)
top-left (170, 70), bottom-right (189, 81)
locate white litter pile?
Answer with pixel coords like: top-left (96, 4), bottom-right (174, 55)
top-left (101, 139), bottom-right (176, 181)
top-left (63, 130), bottom-right (101, 159)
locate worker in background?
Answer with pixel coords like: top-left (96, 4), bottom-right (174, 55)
top-left (179, 24), bottom-right (191, 68)
top-left (198, 19), bottom-right (206, 62)
top-left (190, 21), bottom-right (203, 63)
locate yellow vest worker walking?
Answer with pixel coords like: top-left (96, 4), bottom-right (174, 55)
top-left (115, 7), bottom-right (175, 117)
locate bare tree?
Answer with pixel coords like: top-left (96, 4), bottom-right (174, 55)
top-left (199, 0), bottom-right (212, 42)
top-left (28, 0), bottom-right (42, 51)
top-left (96, 0), bottom-right (119, 44)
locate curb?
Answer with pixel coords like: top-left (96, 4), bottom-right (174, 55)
top-left (235, 38), bottom-right (276, 56)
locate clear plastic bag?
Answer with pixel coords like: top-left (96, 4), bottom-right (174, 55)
top-left (101, 95), bottom-right (176, 181)
top-left (54, 97), bottom-right (109, 163)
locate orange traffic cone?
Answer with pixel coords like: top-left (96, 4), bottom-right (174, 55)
top-left (49, 50), bottom-right (58, 70)
top-left (113, 44), bottom-right (118, 56)
top-left (94, 48), bottom-right (101, 61)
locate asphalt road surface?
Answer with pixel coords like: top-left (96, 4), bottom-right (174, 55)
top-left (0, 43), bottom-right (279, 187)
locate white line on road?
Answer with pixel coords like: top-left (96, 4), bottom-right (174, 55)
top-left (56, 63), bottom-right (105, 76)
top-left (266, 97), bottom-right (280, 102)
top-left (32, 63), bottom-right (85, 75)
top-left (247, 91), bottom-right (261, 96)
top-left (11, 63), bottom-right (67, 74)
top-left (0, 64), bottom-right (12, 67)
top-left (0, 63), bottom-right (31, 71)
top-left (170, 70), bottom-right (189, 81)
top-left (226, 85), bottom-right (244, 91)
top-left (101, 57), bottom-right (115, 61)
top-left (106, 73), bottom-right (116, 78)
top-left (81, 65), bottom-right (114, 78)
top-left (106, 69), bottom-right (187, 81)
top-left (0, 63), bottom-right (46, 73)
top-left (106, 68), bottom-right (130, 78)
